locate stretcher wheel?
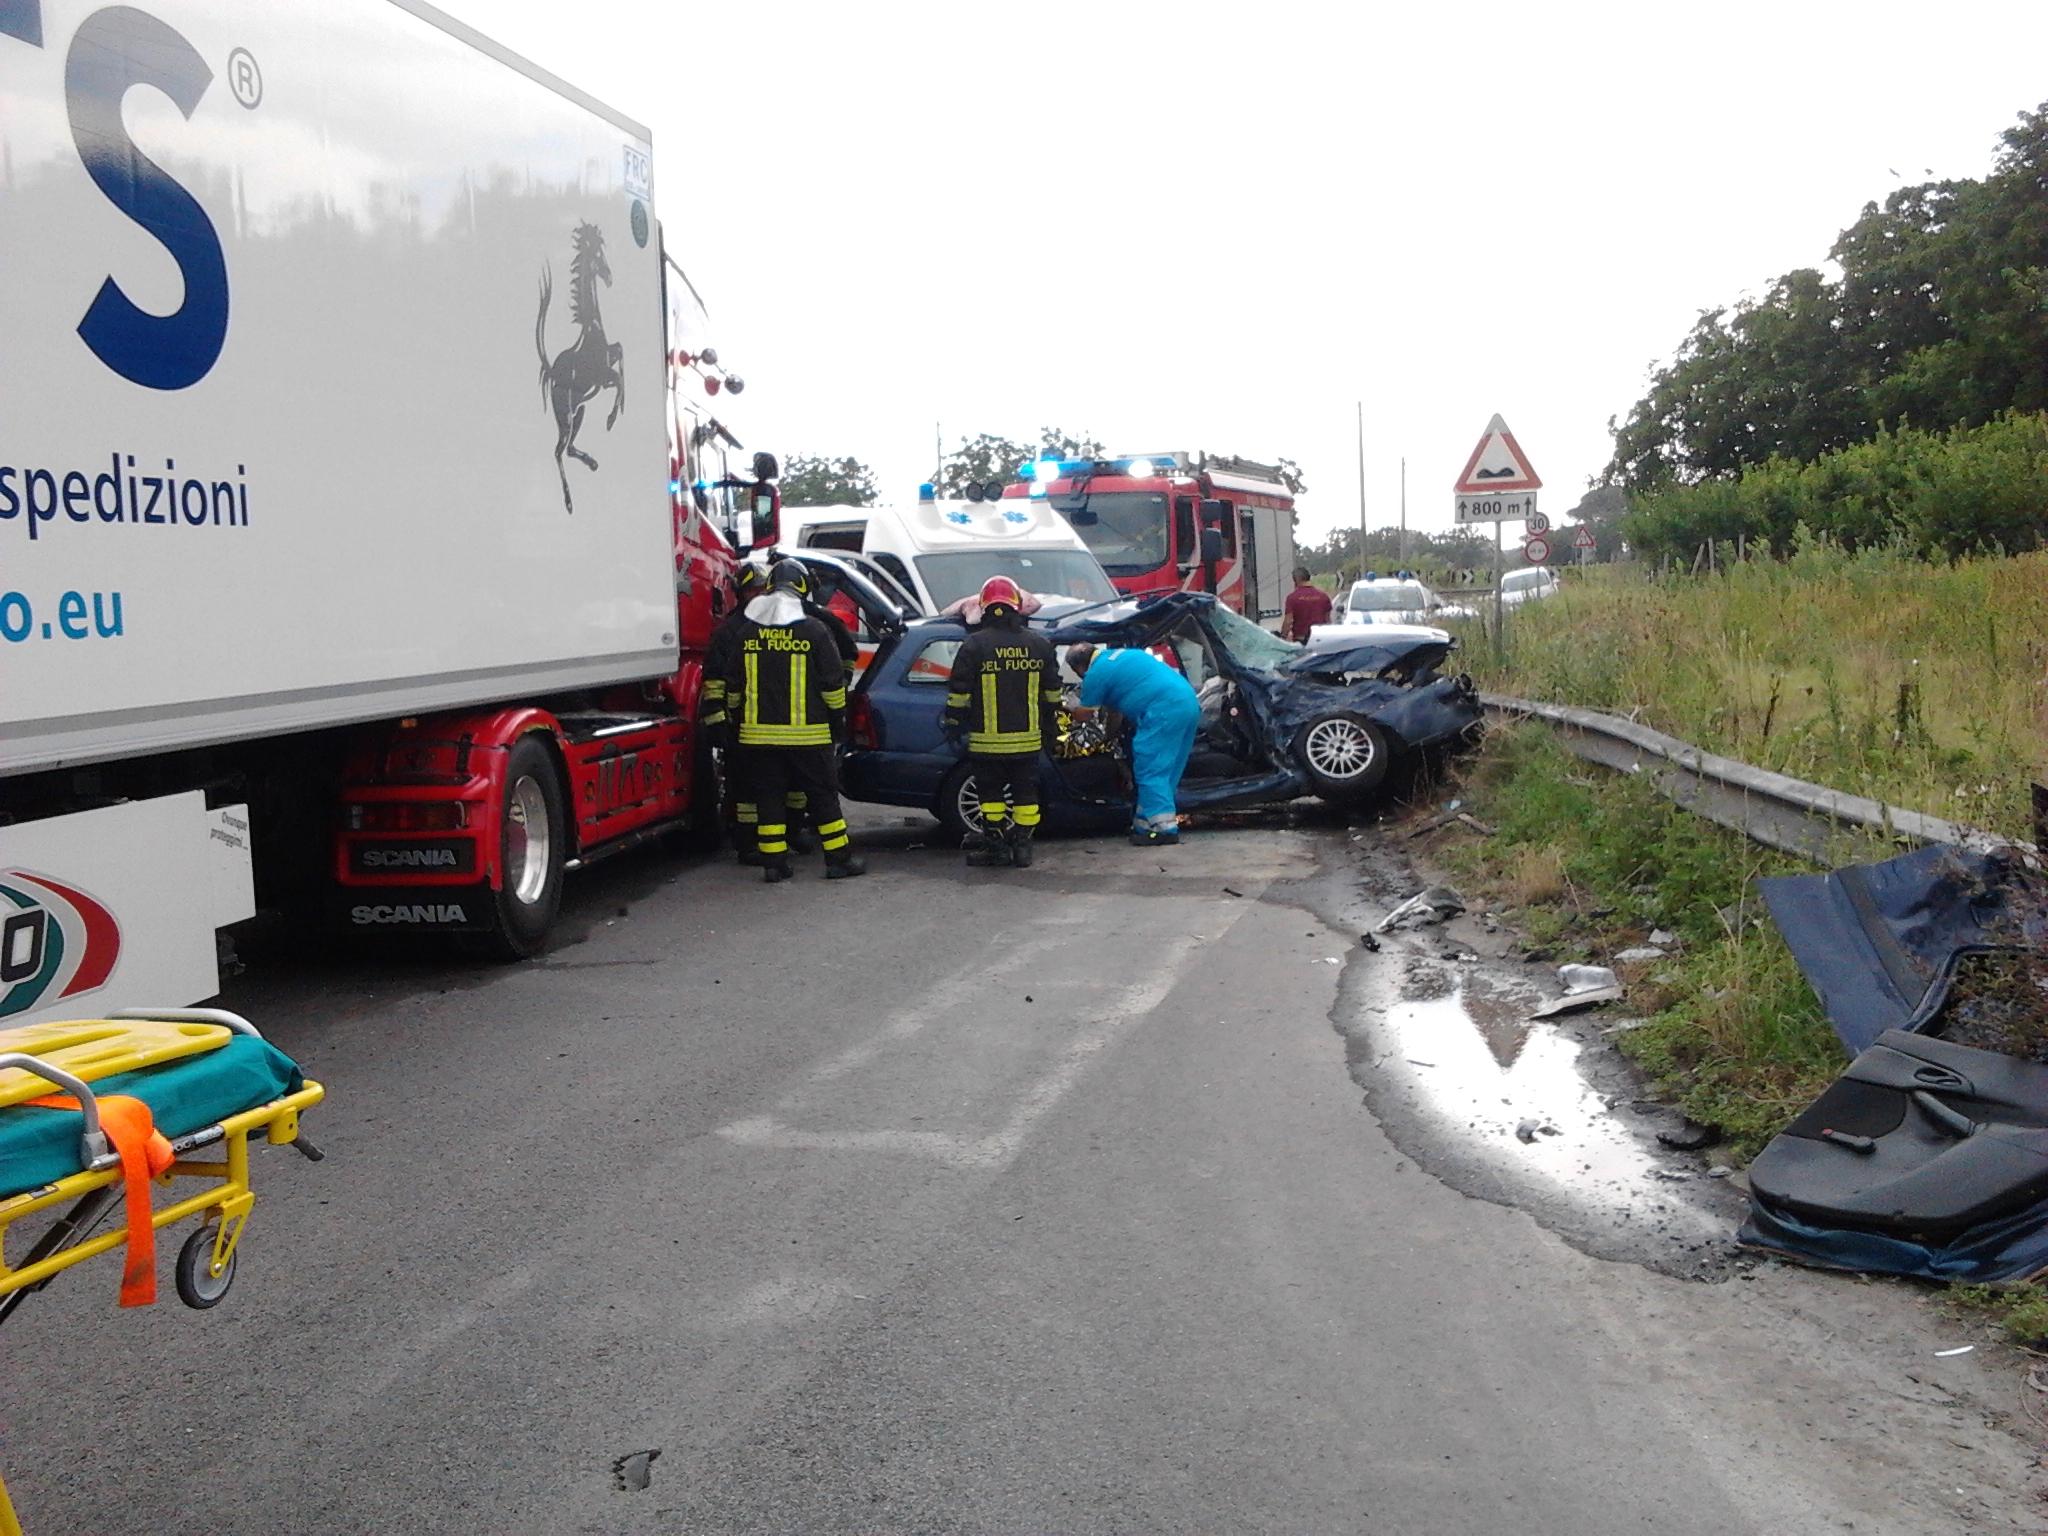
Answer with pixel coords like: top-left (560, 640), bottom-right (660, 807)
top-left (175, 1227), bottom-right (237, 1310)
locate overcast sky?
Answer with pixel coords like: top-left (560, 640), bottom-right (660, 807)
top-left (444, 0), bottom-right (2048, 547)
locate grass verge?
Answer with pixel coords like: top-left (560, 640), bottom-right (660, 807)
top-left (1436, 724), bottom-right (1844, 1160)
top-left (1452, 544), bottom-right (2046, 844)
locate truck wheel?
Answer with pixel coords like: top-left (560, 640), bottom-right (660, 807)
top-left (483, 736), bottom-right (567, 959)
top-left (1291, 712), bottom-right (1391, 802)
top-left (676, 733), bottom-right (724, 855)
top-left (935, 762), bottom-right (991, 843)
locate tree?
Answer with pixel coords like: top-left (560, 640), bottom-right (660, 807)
top-left (935, 426), bottom-right (1104, 497)
top-left (1607, 97), bottom-right (2048, 512)
top-left (780, 455), bottom-right (878, 506)
top-left (936, 433), bottom-right (1035, 498)
top-left (1037, 425), bottom-right (1105, 461)
top-left (1277, 457), bottom-right (1308, 495)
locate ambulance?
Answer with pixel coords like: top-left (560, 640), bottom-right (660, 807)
top-left (781, 485), bottom-right (1117, 617)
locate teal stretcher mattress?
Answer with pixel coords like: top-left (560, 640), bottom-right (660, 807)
top-left (0, 1036), bottom-right (304, 1200)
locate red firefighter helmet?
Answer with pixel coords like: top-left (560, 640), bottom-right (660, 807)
top-left (979, 575), bottom-right (1024, 612)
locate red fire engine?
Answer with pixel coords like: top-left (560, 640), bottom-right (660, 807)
top-left (1003, 452), bottom-right (1298, 627)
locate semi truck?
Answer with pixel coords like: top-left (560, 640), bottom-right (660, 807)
top-left (1, 0), bottom-right (774, 1026)
top-left (1002, 452), bottom-right (1298, 628)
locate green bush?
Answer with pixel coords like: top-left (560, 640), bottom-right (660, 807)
top-left (1625, 414), bottom-right (2048, 563)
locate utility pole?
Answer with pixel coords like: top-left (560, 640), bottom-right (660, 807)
top-left (1399, 456), bottom-right (1407, 568)
top-left (1354, 401), bottom-right (1367, 582)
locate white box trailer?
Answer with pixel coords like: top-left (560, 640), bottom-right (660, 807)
top-left (1, 0), bottom-right (683, 1023)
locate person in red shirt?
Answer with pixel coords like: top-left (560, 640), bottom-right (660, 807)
top-left (1280, 567), bottom-right (1333, 640)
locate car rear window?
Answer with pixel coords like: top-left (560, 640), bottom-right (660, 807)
top-left (905, 639), bottom-right (961, 684)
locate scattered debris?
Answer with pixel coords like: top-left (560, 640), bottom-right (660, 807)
top-left (1405, 800), bottom-right (1465, 839)
top-left (1323, 957), bottom-right (1342, 966)
top-left (1531, 987), bottom-right (1625, 1018)
top-left (1454, 813), bottom-right (1497, 836)
top-left (612, 1450), bottom-right (661, 1492)
top-left (1514, 1119), bottom-right (1561, 1143)
top-left (1656, 1120), bottom-right (1722, 1152)
top-left (1935, 1346), bottom-right (1977, 1358)
top-left (1614, 946), bottom-right (1669, 965)
top-left (1649, 929), bottom-right (1680, 949)
top-left (1359, 932), bottom-right (1382, 953)
top-left (1376, 886), bottom-right (1468, 933)
top-left (1761, 844), bottom-right (2046, 1052)
top-left (1742, 1029), bottom-right (2048, 1281)
top-left (1529, 963), bottom-right (1625, 1018)
top-left (1560, 964), bottom-right (1619, 992)
top-left (1221, 886), bottom-right (1245, 899)
top-left (1707, 1165), bottom-right (1735, 1179)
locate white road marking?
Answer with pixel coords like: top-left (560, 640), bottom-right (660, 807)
top-left (716, 911), bottom-right (1246, 1172)
top-left (793, 904), bottom-right (1106, 1097)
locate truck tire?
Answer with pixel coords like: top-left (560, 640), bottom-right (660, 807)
top-left (1291, 711), bottom-right (1391, 803)
top-left (676, 734), bottom-right (724, 856)
top-left (481, 736), bottom-right (567, 959)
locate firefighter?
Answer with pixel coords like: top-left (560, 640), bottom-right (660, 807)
top-left (942, 575), bottom-right (1061, 868)
top-left (719, 559), bottom-right (865, 882)
top-left (704, 560), bottom-right (859, 861)
top-left (701, 560), bottom-right (775, 863)
top-left (788, 568), bottom-right (860, 849)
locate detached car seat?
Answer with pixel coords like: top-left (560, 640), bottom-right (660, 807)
top-left (1747, 1030), bottom-right (2048, 1241)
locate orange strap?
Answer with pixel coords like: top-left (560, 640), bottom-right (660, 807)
top-left (25, 1093), bottom-right (174, 1307)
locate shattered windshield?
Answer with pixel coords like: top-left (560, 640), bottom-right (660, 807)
top-left (1206, 602), bottom-right (1300, 672)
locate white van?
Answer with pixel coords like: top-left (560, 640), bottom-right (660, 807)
top-left (781, 491), bottom-right (1117, 614)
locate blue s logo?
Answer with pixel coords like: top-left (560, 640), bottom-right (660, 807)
top-left (5, 3), bottom-right (230, 390)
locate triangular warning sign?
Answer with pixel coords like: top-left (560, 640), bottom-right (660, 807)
top-left (1453, 414), bottom-right (1542, 494)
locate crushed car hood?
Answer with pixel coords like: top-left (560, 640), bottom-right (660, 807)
top-left (1287, 631), bottom-right (1457, 682)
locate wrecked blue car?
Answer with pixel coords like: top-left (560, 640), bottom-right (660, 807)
top-left (840, 591), bottom-right (1483, 837)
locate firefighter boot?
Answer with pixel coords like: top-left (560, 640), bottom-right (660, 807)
top-left (1005, 822), bottom-right (1035, 869)
top-left (824, 849), bottom-right (867, 880)
top-left (758, 822), bottom-right (793, 882)
top-left (963, 827), bottom-right (1009, 867)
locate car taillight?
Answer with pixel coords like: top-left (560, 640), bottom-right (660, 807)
top-left (848, 696), bottom-right (879, 751)
top-left (346, 800), bottom-right (469, 832)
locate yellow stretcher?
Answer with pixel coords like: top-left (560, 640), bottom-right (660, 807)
top-left (0, 1008), bottom-right (324, 1536)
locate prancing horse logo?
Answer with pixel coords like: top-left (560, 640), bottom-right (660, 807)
top-left (535, 222), bottom-right (625, 514)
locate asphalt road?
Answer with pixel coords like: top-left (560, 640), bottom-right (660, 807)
top-left (2, 816), bottom-right (2036, 1534)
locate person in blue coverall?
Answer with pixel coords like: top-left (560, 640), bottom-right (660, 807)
top-left (1065, 641), bottom-right (1201, 846)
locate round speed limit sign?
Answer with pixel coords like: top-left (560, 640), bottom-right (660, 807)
top-left (1525, 510), bottom-right (1551, 535)
top-left (1524, 535), bottom-right (1551, 564)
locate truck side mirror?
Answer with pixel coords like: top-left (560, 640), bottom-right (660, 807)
top-left (1199, 526), bottom-right (1225, 563)
top-left (752, 451), bottom-right (780, 482)
top-left (750, 487), bottom-right (780, 551)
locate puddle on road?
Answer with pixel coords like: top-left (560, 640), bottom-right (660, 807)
top-left (1350, 967), bottom-right (1732, 1274)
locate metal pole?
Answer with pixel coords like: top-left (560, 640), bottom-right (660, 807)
top-left (1493, 518), bottom-right (1504, 652)
top-left (1355, 401), bottom-right (1367, 580)
top-left (1399, 456), bottom-right (1407, 568)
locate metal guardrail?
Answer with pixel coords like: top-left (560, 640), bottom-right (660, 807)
top-left (1482, 694), bottom-right (2026, 868)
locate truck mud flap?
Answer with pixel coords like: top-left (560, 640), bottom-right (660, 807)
top-left (336, 885), bottom-right (493, 933)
